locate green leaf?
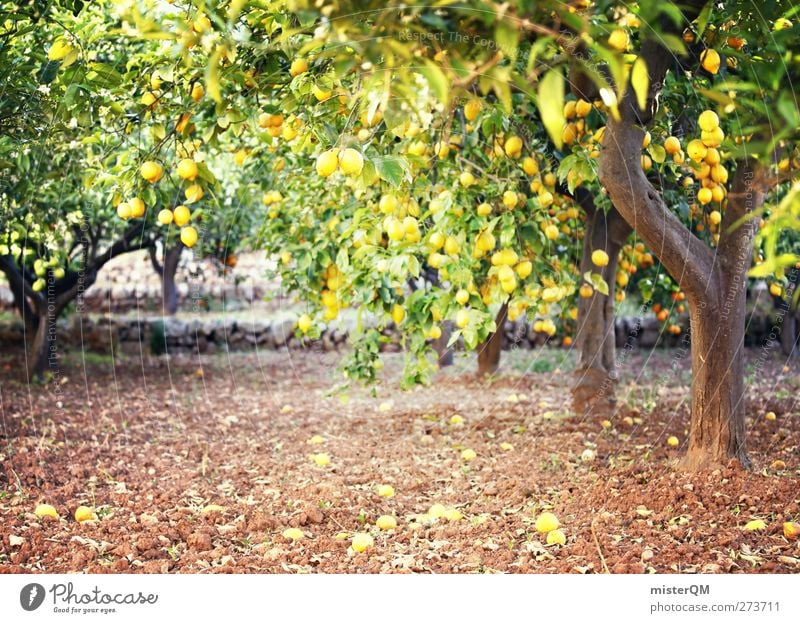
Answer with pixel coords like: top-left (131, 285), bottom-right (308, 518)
top-left (538, 68), bottom-right (565, 150)
top-left (584, 271), bottom-right (609, 296)
top-left (206, 47), bottom-right (223, 104)
top-left (419, 59), bottom-right (449, 106)
top-left (631, 56), bottom-right (649, 112)
top-left (495, 19), bottom-right (519, 62)
top-left (777, 91), bottom-right (800, 127)
top-left (373, 155), bottom-right (408, 187)
top-left (749, 253), bottom-right (798, 278)
top-left (648, 143), bottom-right (666, 164)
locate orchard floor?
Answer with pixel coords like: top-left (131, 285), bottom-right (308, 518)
top-left (1, 345), bottom-right (799, 574)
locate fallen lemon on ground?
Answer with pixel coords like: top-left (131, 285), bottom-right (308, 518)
top-left (376, 515), bottom-right (397, 530)
top-left (461, 448), bottom-right (477, 461)
top-left (535, 512), bottom-right (560, 533)
top-left (74, 506), bottom-right (95, 523)
top-left (546, 529), bottom-right (567, 545)
top-left (500, 442), bottom-right (514, 451)
top-left (377, 484), bottom-right (395, 498)
top-left (282, 528), bottom-right (304, 541)
top-left (444, 508), bottom-right (463, 522)
top-left (428, 504), bottom-right (447, 519)
top-left (351, 533), bottom-right (374, 553)
top-left (783, 522), bottom-right (800, 540)
top-left (450, 415), bottom-right (464, 425)
top-left (308, 435), bottom-right (325, 445)
top-left (34, 504), bottom-right (59, 520)
top-left (744, 519), bottom-right (766, 531)
top-left (310, 453), bottom-right (330, 466)
top-left (765, 411), bottom-right (777, 421)
top-left (667, 436), bottom-right (680, 447)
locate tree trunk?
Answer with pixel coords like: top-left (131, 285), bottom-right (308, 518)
top-left (28, 277), bottom-right (60, 381)
top-left (161, 245), bottom-right (182, 315)
top-left (781, 313), bottom-right (797, 357)
top-left (477, 303), bottom-right (507, 376)
top-left (681, 294), bottom-right (749, 470)
top-left (432, 321), bottom-right (454, 367)
top-left (780, 267), bottom-right (799, 357)
top-left (571, 191), bottom-right (631, 414)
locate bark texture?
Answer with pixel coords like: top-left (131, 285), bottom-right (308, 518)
top-left (571, 189), bottom-right (631, 414)
top-left (151, 244), bottom-right (183, 315)
top-left (477, 303), bottom-right (508, 376)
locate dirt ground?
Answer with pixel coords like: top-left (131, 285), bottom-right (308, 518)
top-left (1, 345), bottom-right (799, 574)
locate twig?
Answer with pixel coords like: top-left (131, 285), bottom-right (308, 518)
top-left (591, 517), bottom-right (610, 574)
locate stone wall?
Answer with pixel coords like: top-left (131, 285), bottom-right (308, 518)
top-left (0, 250), bottom-right (279, 314)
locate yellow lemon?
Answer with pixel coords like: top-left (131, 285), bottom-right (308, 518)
top-left (116, 202), bottom-right (132, 220)
top-left (546, 529), bottom-right (567, 545)
top-left (190, 82), bottom-right (204, 102)
top-left (461, 448), bottom-right (477, 461)
top-left (351, 533), bottom-right (374, 553)
top-left (502, 190), bottom-right (518, 209)
top-left (129, 197), bottom-right (146, 218)
top-left (667, 436), bottom-right (680, 447)
top-left (698, 110), bottom-right (720, 132)
top-left (664, 136), bottom-right (681, 155)
top-left (709, 210), bottom-right (722, 225)
top-left (34, 504), bottom-right (59, 520)
top-left (697, 187), bottom-right (713, 205)
top-left (607, 29), bottom-right (628, 52)
top-left (444, 509), bottom-right (463, 522)
top-left (282, 528), bottom-right (304, 541)
top-left (700, 48), bottom-right (721, 74)
top-left (522, 157), bottom-right (539, 176)
top-left (74, 506), bottom-right (95, 523)
top-left (290, 58), bottom-right (308, 77)
top-left (744, 519), bottom-right (766, 532)
top-left (535, 512), bottom-right (560, 533)
top-left (377, 485), bottom-right (395, 498)
top-left (184, 184), bottom-right (203, 203)
top-left (316, 148), bottom-right (339, 177)
top-left (177, 158), bottom-right (198, 181)
top-left (516, 260), bottom-right (533, 279)
top-left (173, 205), bottom-right (191, 227)
top-left (376, 515), bottom-right (397, 530)
top-left (339, 148), bottom-right (364, 176)
top-left (312, 84), bottom-right (332, 101)
top-left (140, 161), bottom-right (163, 183)
top-left (686, 139), bottom-right (707, 162)
top-left (297, 314), bottom-right (312, 333)
top-left (504, 135), bottom-right (523, 158)
top-left (450, 415), bottom-right (464, 425)
top-left (783, 522), bottom-right (800, 540)
top-left (311, 453), bottom-right (331, 466)
top-left (464, 99), bottom-right (481, 122)
top-left (545, 224), bottom-right (559, 241)
top-left (765, 411), bottom-right (777, 421)
top-left (456, 309), bottom-right (470, 329)
top-left (180, 226), bottom-right (198, 248)
top-left (391, 304), bottom-right (405, 324)
top-left (591, 249), bottom-right (610, 267)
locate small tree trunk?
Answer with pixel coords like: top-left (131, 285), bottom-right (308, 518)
top-left (679, 169), bottom-right (762, 471)
top-left (29, 281), bottom-right (60, 381)
top-left (477, 303), bottom-right (507, 376)
top-left (680, 297), bottom-right (749, 470)
top-left (781, 314), bottom-right (797, 357)
top-left (571, 200), bottom-right (631, 414)
top-left (432, 321), bottom-right (454, 367)
top-left (161, 245), bottom-right (182, 315)
top-left (780, 267), bottom-right (799, 357)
